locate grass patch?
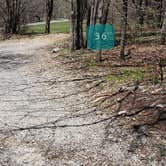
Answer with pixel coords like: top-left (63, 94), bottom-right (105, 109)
top-left (22, 21), bottom-right (70, 34)
top-left (22, 21), bottom-right (87, 34)
top-left (157, 144), bottom-right (166, 157)
top-left (58, 48), bottom-right (70, 56)
top-left (82, 59), bottom-right (98, 68)
top-left (121, 68), bottom-right (145, 81)
top-left (105, 68), bottom-right (145, 83)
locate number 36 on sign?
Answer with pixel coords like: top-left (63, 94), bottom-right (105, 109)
top-left (87, 24), bottom-right (115, 50)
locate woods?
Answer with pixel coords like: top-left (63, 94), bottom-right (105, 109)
top-left (0, 0), bottom-right (165, 46)
top-left (0, 0), bottom-right (165, 133)
top-left (69, 0), bottom-right (165, 62)
top-left (0, 0), bottom-right (166, 165)
top-left (0, 0), bottom-right (27, 33)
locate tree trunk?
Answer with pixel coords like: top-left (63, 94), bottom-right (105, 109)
top-left (89, 0), bottom-right (110, 62)
top-left (70, 0), bottom-right (87, 51)
top-left (76, 0), bottom-right (85, 49)
top-left (85, 5), bottom-right (91, 48)
top-left (99, 0), bottom-right (110, 25)
top-left (97, 0), bottom-right (110, 62)
top-left (5, 0), bottom-right (22, 34)
top-left (161, 9), bottom-right (166, 45)
top-left (156, 0), bottom-right (163, 28)
top-left (70, 0), bottom-right (77, 51)
top-left (138, 0), bottom-right (144, 25)
top-left (90, 0), bottom-right (99, 25)
top-left (120, 0), bottom-right (128, 60)
top-left (45, 0), bottom-right (53, 34)
top-left (132, 0), bottom-right (145, 25)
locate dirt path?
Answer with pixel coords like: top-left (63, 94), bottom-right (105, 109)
top-left (0, 35), bottom-right (110, 166)
top-left (0, 35), bottom-right (165, 166)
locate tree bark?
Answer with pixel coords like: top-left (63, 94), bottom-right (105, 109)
top-left (89, 0), bottom-right (110, 62)
top-left (70, 0), bottom-right (77, 51)
top-left (132, 0), bottom-right (145, 25)
top-left (4, 0), bottom-right (22, 34)
top-left (45, 0), bottom-right (53, 34)
top-left (85, 4), bottom-right (91, 47)
top-left (70, 0), bottom-right (87, 51)
top-left (76, 0), bottom-right (86, 49)
top-left (120, 0), bottom-right (128, 60)
top-left (161, 9), bottom-right (166, 45)
top-left (156, 0), bottom-right (163, 28)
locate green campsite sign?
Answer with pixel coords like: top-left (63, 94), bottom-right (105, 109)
top-left (87, 24), bottom-right (115, 50)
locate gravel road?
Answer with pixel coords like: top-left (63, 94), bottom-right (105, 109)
top-left (0, 35), bottom-right (110, 166)
top-left (0, 35), bottom-right (164, 166)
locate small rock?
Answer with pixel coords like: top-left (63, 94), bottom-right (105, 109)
top-left (159, 112), bottom-right (166, 120)
top-left (118, 110), bottom-right (127, 115)
top-left (156, 104), bottom-right (165, 108)
top-left (151, 88), bottom-right (163, 94)
top-left (52, 48), bottom-right (60, 53)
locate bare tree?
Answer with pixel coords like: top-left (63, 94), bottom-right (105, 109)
top-left (25, 0), bottom-right (45, 24)
top-left (89, 0), bottom-right (110, 62)
top-left (0, 0), bottom-right (27, 34)
top-left (75, 0), bottom-right (87, 49)
top-left (156, 0), bottom-right (164, 28)
top-left (161, 5), bottom-right (166, 44)
top-left (119, 0), bottom-right (128, 60)
top-left (70, 0), bottom-right (77, 51)
top-left (45, 0), bottom-right (54, 34)
top-left (70, 0), bottom-right (87, 51)
top-left (132, 0), bottom-right (145, 25)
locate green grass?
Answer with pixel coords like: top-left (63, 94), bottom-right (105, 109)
top-left (157, 144), bottom-right (166, 157)
top-left (22, 21), bottom-right (87, 34)
top-left (58, 48), bottom-right (70, 56)
top-left (82, 59), bottom-right (98, 68)
top-left (121, 68), bottom-right (145, 81)
top-left (105, 68), bottom-right (145, 83)
top-left (22, 21), bottom-right (70, 34)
